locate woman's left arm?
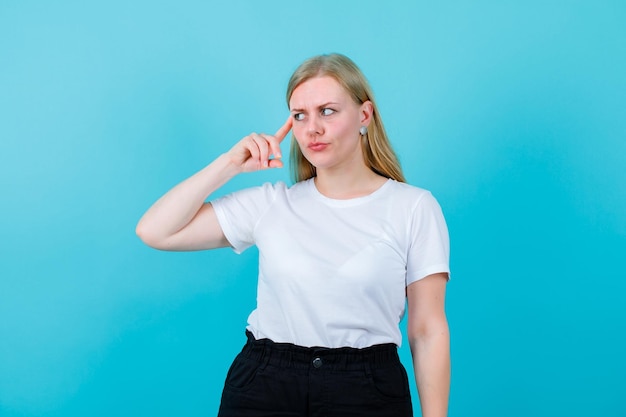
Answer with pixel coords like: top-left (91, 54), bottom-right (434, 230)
top-left (407, 272), bottom-right (450, 417)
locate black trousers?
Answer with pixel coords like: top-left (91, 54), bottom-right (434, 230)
top-left (217, 331), bottom-right (413, 417)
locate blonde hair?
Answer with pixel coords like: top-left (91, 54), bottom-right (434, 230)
top-left (286, 53), bottom-right (406, 183)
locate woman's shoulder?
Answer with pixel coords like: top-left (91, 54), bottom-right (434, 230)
top-left (253, 179), bottom-right (308, 196)
top-left (386, 179), bottom-right (434, 200)
top-left (218, 180), bottom-right (310, 202)
top-left (384, 180), bottom-right (446, 213)
top-left (233, 180), bottom-right (312, 204)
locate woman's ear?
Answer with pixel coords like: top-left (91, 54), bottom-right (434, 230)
top-left (360, 100), bottom-right (374, 126)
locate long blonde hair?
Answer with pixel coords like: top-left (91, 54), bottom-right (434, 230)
top-left (286, 53), bottom-right (406, 183)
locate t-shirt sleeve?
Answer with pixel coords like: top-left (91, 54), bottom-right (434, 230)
top-left (406, 192), bottom-right (451, 286)
top-left (210, 182), bottom-right (279, 254)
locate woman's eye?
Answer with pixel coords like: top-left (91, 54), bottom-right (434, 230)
top-left (293, 113), bottom-right (305, 121)
top-left (321, 108), bottom-right (335, 116)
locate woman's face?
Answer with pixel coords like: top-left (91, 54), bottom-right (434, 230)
top-left (289, 76), bottom-right (372, 173)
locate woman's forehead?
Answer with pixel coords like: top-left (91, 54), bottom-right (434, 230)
top-left (289, 76), bottom-right (349, 109)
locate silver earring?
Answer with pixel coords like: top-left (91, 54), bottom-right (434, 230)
top-left (359, 126), bottom-right (368, 136)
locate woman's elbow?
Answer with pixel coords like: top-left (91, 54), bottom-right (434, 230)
top-left (135, 221), bottom-right (166, 249)
top-left (408, 316), bottom-right (450, 347)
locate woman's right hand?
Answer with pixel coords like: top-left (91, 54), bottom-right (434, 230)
top-left (226, 116), bottom-right (293, 172)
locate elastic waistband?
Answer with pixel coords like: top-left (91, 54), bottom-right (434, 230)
top-left (240, 330), bottom-right (400, 371)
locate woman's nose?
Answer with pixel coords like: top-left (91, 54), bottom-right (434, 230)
top-left (306, 115), bottom-right (323, 136)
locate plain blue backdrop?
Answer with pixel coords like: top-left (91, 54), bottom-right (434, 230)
top-left (1, 1), bottom-right (624, 416)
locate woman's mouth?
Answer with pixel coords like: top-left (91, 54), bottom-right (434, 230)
top-left (308, 142), bottom-right (329, 152)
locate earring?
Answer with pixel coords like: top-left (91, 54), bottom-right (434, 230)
top-left (359, 126), bottom-right (368, 136)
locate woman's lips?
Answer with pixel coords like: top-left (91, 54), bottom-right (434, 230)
top-left (308, 142), bottom-right (328, 152)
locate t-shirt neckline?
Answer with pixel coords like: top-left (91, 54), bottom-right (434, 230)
top-left (307, 178), bottom-right (393, 207)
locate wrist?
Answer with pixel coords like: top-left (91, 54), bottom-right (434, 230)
top-left (214, 152), bottom-right (244, 177)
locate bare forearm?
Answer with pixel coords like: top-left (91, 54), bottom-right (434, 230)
top-left (410, 327), bottom-right (450, 417)
top-left (136, 153), bottom-right (239, 244)
top-left (136, 117), bottom-right (292, 250)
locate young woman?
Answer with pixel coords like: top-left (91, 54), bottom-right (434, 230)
top-left (136, 53), bottom-right (450, 417)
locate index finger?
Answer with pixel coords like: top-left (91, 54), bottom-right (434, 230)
top-left (274, 115), bottom-right (293, 142)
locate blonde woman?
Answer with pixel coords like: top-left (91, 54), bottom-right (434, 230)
top-left (137, 53), bottom-right (450, 417)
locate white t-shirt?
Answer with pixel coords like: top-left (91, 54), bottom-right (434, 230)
top-left (211, 178), bottom-right (450, 348)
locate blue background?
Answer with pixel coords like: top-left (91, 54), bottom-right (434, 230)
top-left (1, 1), bottom-right (624, 416)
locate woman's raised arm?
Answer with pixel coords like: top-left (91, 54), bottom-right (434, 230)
top-left (135, 117), bottom-right (292, 251)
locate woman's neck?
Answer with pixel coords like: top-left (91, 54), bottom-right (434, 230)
top-left (313, 167), bottom-right (388, 200)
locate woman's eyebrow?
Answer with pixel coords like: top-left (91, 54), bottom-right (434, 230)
top-left (290, 102), bottom-right (340, 112)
